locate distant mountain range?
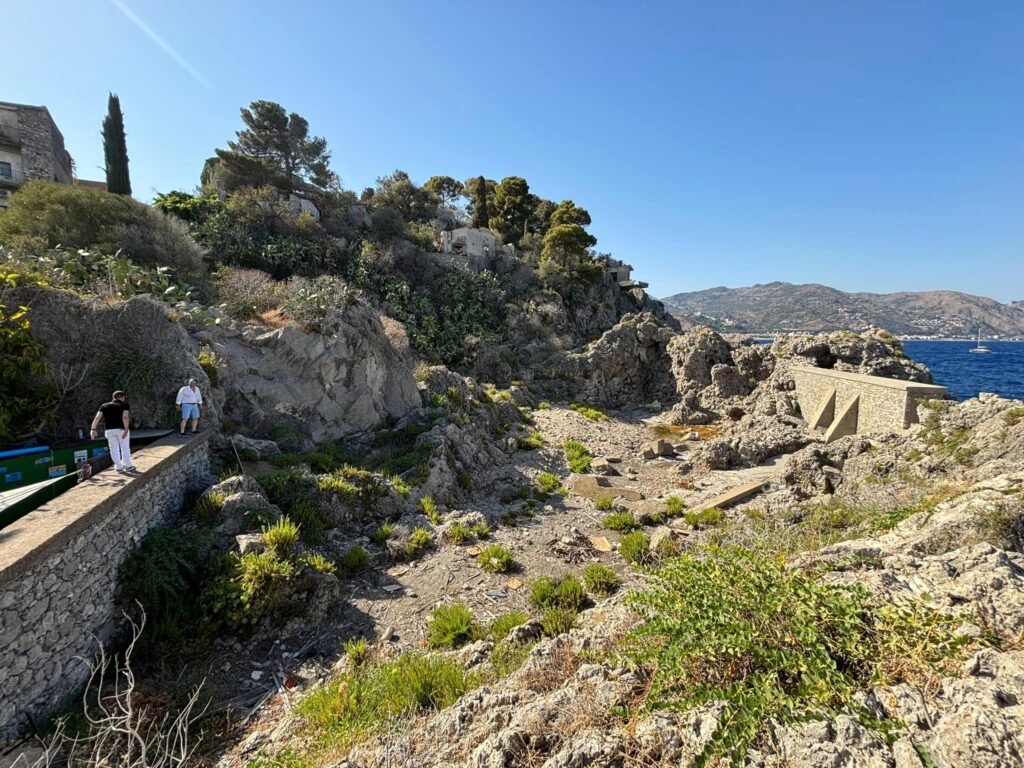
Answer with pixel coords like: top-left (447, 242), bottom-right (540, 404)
top-left (660, 282), bottom-right (1024, 338)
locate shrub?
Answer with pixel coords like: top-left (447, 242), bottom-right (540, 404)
top-left (371, 522), bottom-right (395, 545)
top-left (234, 549), bottom-right (298, 619)
top-left (626, 546), bottom-right (972, 766)
top-left (298, 652), bottom-right (477, 752)
top-left (257, 469), bottom-right (318, 513)
top-left (529, 574), bottom-right (585, 611)
top-left (339, 546), bottom-right (370, 574)
top-left (603, 512), bottom-right (638, 532)
top-left (620, 531), bottom-right (650, 566)
top-left (420, 496), bottom-right (442, 524)
top-left (529, 576), bottom-right (558, 609)
top-left (568, 402), bottom-right (608, 421)
top-left (197, 345), bottom-right (219, 388)
top-left (595, 496), bottom-right (616, 512)
top-left (0, 284), bottom-right (55, 442)
top-left (477, 544), bottom-right (516, 573)
top-left (490, 640), bottom-right (534, 677)
top-left (263, 516), bottom-right (300, 556)
top-left (344, 636), bottom-right (370, 666)
top-left (541, 607), bottom-right (577, 637)
top-left (518, 431), bottom-right (545, 450)
top-left (490, 611), bottom-right (529, 641)
top-left (563, 440), bottom-right (592, 473)
top-left (301, 552), bottom-right (337, 575)
top-left (684, 508), bottom-right (724, 529)
top-left (193, 491), bottom-right (224, 522)
top-left (665, 496), bottom-right (685, 517)
top-left (289, 501), bottom-right (327, 543)
top-left (404, 527), bottom-right (433, 560)
top-left (537, 401), bottom-right (552, 409)
top-left (1003, 407), bottom-right (1024, 426)
top-left (214, 266), bottom-right (283, 319)
top-left (583, 563), bottom-right (620, 597)
top-left (535, 472), bottom-right (563, 496)
top-left (426, 603), bottom-right (479, 649)
top-left (118, 524), bottom-right (208, 629)
top-left (0, 181), bottom-right (206, 280)
top-left (445, 523), bottom-right (473, 545)
top-left (471, 522), bottom-right (492, 539)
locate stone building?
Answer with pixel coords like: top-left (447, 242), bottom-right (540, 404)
top-left (0, 101), bottom-right (75, 208)
top-left (440, 227), bottom-right (515, 260)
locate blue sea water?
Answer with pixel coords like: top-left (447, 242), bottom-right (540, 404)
top-left (903, 340), bottom-right (1024, 402)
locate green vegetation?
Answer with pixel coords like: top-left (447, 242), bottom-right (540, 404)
top-left (403, 527), bottom-right (434, 561)
top-left (1003, 407), bottom-right (1024, 426)
top-left (426, 603), bottom-right (480, 649)
top-left (197, 344), bottom-right (219, 388)
top-left (477, 544), bottom-right (516, 573)
top-left (602, 511), bottom-right (638, 532)
top-left (626, 546), bottom-right (973, 767)
top-left (420, 496), bottom-right (442, 524)
top-left (582, 563), bottom-right (621, 597)
top-left (301, 552), bottom-right (337, 575)
top-left (665, 496), bottom-right (686, 517)
top-left (102, 92), bottom-right (132, 195)
top-left (490, 611), bottom-right (529, 640)
top-left (445, 523), bottom-right (473, 545)
top-left (541, 607), bottom-right (577, 637)
top-left (339, 546), bottom-right (370, 574)
top-left (529, 574), bottom-right (586, 612)
top-left (518, 430), bottom-right (545, 450)
top-left (535, 472), bottom-right (564, 496)
top-left (0, 274), bottom-right (56, 441)
top-left (684, 508), bottom-right (724, 529)
top-left (371, 522), bottom-right (395, 545)
top-left (193, 491), bottom-right (225, 523)
top-left (263, 516), bottom-right (300, 555)
top-left (471, 521), bottom-right (492, 539)
top-left (594, 496), bottom-right (616, 512)
top-left (344, 636), bottom-right (370, 666)
top-left (538, 401), bottom-right (552, 409)
top-left (568, 402), bottom-right (608, 421)
top-left (619, 531), bottom-right (650, 566)
top-left (563, 440), bottom-right (593, 473)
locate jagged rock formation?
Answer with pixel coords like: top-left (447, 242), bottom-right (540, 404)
top-left (191, 299), bottom-right (422, 444)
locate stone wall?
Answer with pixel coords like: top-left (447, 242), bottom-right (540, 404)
top-left (3, 102), bottom-right (73, 184)
top-left (0, 434), bottom-right (211, 738)
top-left (791, 365), bottom-right (948, 439)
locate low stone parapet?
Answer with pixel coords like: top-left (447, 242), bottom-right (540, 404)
top-left (0, 433), bottom-right (211, 738)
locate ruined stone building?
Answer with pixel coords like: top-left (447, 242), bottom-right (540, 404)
top-left (0, 101), bottom-right (76, 208)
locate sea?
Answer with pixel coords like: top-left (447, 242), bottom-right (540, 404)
top-left (903, 340), bottom-right (1024, 402)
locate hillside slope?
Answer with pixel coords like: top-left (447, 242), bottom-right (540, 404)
top-left (661, 282), bottom-right (1024, 337)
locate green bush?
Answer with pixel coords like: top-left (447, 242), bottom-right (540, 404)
top-left (263, 516), bottom-right (300, 556)
top-left (595, 496), bottom-right (616, 512)
top-left (0, 283), bottom-right (55, 442)
top-left (563, 440), bottom-right (592, 473)
top-left (477, 544), bottom-right (516, 573)
top-left (446, 523), bottom-right (473, 545)
top-left (404, 527), bottom-right (433, 560)
top-left (198, 345), bottom-right (219, 388)
top-left (289, 501), bottom-right (327, 543)
top-left (471, 522), bottom-right (492, 539)
top-left (420, 496), bottom-right (441, 524)
top-left (193, 491), bottom-right (224, 523)
top-left (426, 603), bottom-right (479, 649)
top-left (535, 472), bottom-right (563, 496)
top-left (339, 546), bottom-right (370, 574)
top-left (684, 508), bottom-right (724, 529)
top-left (620, 531), bottom-right (650, 566)
top-left (301, 552), bottom-right (337, 575)
top-left (541, 606), bottom-right (577, 637)
top-left (626, 546), bottom-right (971, 766)
top-left (490, 611), bottom-right (529, 641)
top-left (665, 496), bottom-right (685, 517)
top-left (0, 182), bottom-right (206, 280)
top-left (371, 522), bottom-right (395, 545)
top-left (118, 524), bottom-right (208, 628)
top-left (582, 563), bottom-right (620, 597)
top-left (603, 511), bottom-right (638, 532)
top-left (344, 636), bottom-right (370, 666)
top-left (257, 469), bottom-right (318, 513)
top-left (568, 402), bottom-right (608, 421)
top-left (518, 431), bottom-right (545, 450)
top-left (529, 574), bottom-right (585, 611)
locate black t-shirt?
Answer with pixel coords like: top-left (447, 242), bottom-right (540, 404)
top-left (99, 400), bottom-right (129, 431)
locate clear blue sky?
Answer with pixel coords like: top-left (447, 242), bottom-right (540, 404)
top-left (6, 1), bottom-right (1024, 301)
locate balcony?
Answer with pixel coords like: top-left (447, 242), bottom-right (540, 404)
top-left (0, 168), bottom-right (26, 188)
top-left (0, 122), bottom-right (19, 147)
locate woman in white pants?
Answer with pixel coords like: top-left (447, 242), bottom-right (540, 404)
top-left (89, 390), bottom-right (137, 474)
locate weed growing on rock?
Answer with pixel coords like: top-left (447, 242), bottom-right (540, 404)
top-left (193, 491), bottom-right (224, 523)
top-left (603, 511), bottom-right (638, 532)
top-left (626, 545), bottom-right (973, 767)
top-left (371, 522), bottom-right (395, 545)
top-left (563, 440), bottom-right (593, 473)
top-left (583, 563), bottom-right (620, 596)
top-left (685, 508), bottom-right (724, 529)
top-left (569, 402), bottom-right (608, 421)
top-left (665, 496), bottom-right (686, 517)
top-left (420, 496), bottom-right (442, 524)
top-left (490, 611), bottom-right (529, 640)
top-left (1003, 407), bottom-right (1024, 426)
top-left (477, 544), bottom-right (516, 573)
top-left (404, 527), bottom-right (433, 560)
top-left (620, 531), bottom-right (650, 566)
top-left (446, 523), bottom-right (473, 545)
top-left (535, 472), bottom-right (564, 497)
top-left (289, 501), bottom-right (327, 543)
top-left (427, 603), bottom-right (480, 649)
top-left (541, 606), bottom-right (577, 636)
top-left (471, 521), bottom-right (492, 539)
top-left (595, 496), bottom-right (616, 512)
top-left (530, 574), bottom-right (586, 612)
top-left (301, 552), bottom-right (337, 575)
top-left (339, 546), bottom-right (370, 574)
top-left (538, 401), bottom-right (552, 409)
top-left (519, 430), bottom-right (545, 450)
top-left (344, 636), bottom-right (370, 666)
top-left (489, 640), bottom-right (535, 677)
top-left (263, 516), bottom-right (300, 556)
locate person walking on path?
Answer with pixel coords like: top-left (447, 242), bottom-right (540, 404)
top-left (176, 378), bottom-right (203, 435)
top-left (90, 390), bottom-right (136, 474)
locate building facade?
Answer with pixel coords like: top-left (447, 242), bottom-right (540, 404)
top-left (0, 101), bottom-right (75, 208)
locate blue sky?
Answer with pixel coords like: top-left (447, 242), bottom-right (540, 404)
top-left (6, 1), bottom-right (1024, 301)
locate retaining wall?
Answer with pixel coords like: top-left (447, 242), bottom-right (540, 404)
top-left (0, 434), bottom-right (211, 738)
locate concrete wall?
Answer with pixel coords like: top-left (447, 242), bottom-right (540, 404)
top-left (791, 366), bottom-right (947, 438)
top-left (0, 435), bottom-right (211, 738)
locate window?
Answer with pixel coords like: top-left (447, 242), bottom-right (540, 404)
top-left (0, 162), bottom-right (11, 178)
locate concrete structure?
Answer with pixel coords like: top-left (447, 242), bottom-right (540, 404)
top-left (441, 227), bottom-right (515, 260)
top-left (791, 366), bottom-right (948, 442)
top-left (0, 101), bottom-right (74, 208)
top-left (0, 434), bottom-right (211, 738)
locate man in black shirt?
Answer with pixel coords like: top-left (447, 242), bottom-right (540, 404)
top-left (89, 390), bottom-right (137, 474)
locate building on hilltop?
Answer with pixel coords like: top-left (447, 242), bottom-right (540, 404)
top-left (441, 227), bottom-right (515, 260)
top-left (0, 101), bottom-right (75, 208)
top-left (599, 255), bottom-right (648, 289)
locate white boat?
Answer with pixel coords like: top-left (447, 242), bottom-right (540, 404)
top-left (969, 330), bottom-right (991, 354)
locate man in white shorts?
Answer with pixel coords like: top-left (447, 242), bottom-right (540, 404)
top-left (176, 378), bottom-right (203, 435)
top-left (90, 390), bottom-right (136, 474)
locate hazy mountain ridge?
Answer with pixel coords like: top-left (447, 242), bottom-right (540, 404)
top-left (661, 282), bottom-right (1024, 337)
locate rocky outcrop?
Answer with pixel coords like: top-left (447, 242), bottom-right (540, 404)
top-left (192, 299), bottom-right (421, 443)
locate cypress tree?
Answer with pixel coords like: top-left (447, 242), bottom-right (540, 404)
top-left (102, 93), bottom-right (132, 195)
top-left (470, 175), bottom-right (489, 228)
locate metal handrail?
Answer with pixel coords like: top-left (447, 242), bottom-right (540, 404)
top-left (0, 122), bottom-right (19, 144)
top-left (0, 167), bottom-right (26, 186)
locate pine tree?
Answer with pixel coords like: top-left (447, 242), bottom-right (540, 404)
top-left (102, 93), bottom-right (131, 195)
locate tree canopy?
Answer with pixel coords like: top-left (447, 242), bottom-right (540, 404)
top-left (490, 177), bottom-right (537, 245)
top-left (102, 93), bottom-right (131, 196)
top-left (424, 176), bottom-right (464, 207)
top-left (468, 176), bottom-right (492, 229)
top-left (215, 100), bottom-right (336, 193)
top-left (373, 170), bottom-right (438, 222)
